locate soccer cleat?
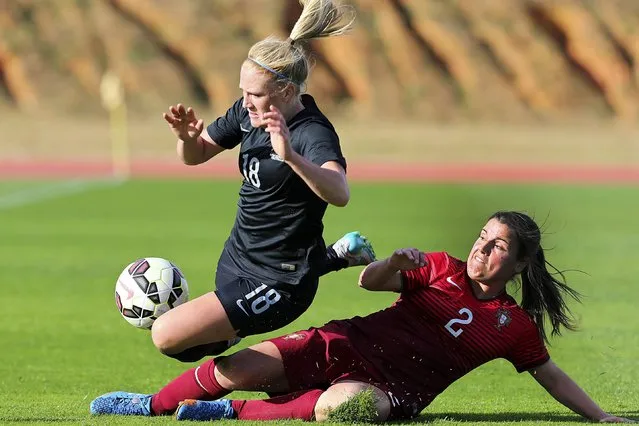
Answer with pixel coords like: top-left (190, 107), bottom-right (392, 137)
top-left (332, 231), bottom-right (376, 266)
top-left (90, 391), bottom-right (153, 416)
top-left (175, 398), bottom-right (235, 421)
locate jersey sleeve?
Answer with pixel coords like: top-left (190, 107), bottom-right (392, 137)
top-left (205, 98), bottom-right (245, 149)
top-left (401, 252), bottom-right (450, 292)
top-left (505, 318), bottom-right (550, 372)
top-left (299, 124), bottom-right (347, 170)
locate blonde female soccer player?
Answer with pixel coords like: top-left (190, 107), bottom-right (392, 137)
top-left (147, 0), bottom-right (374, 364)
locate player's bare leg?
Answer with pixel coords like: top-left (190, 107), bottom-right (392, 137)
top-left (314, 381), bottom-right (391, 422)
top-left (214, 341), bottom-right (289, 392)
top-left (151, 292), bottom-right (238, 361)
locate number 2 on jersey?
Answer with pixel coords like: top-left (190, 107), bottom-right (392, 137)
top-left (445, 308), bottom-right (473, 337)
top-left (242, 154), bottom-right (261, 188)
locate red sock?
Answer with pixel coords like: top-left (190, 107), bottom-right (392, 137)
top-left (151, 358), bottom-right (230, 415)
top-left (231, 389), bottom-right (323, 421)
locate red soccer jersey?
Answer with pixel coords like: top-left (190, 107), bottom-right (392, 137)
top-left (336, 251), bottom-right (550, 417)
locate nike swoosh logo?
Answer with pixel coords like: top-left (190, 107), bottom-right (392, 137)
top-left (446, 276), bottom-right (462, 290)
top-left (240, 125), bottom-right (250, 133)
top-left (236, 299), bottom-right (250, 316)
top-left (118, 279), bottom-right (135, 300)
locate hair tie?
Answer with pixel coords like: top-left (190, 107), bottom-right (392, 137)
top-left (287, 37), bottom-right (296, 46)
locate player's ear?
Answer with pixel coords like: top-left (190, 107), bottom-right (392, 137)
top-left (283, 82), bottom-right (297, 101)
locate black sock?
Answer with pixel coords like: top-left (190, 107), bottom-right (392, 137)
top-left (318, 245), bottom-right (349, 276)
top-left (165, 341), bottom-right (231, 363)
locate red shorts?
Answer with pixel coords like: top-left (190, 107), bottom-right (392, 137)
top-left (268, 321), bottom-right (409, 420)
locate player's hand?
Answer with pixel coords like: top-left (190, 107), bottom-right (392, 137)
top-left (264, 105), bottom-right (293, 161)
top-left (600, 418), bottom-right (636, 423)
top-left (163, 104), bottom-right (204, 144)
top-left (388, 248), bottom-right (426, 271)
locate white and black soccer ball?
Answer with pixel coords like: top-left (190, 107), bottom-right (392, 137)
top-left (114, 257), bottom-right (189, 329)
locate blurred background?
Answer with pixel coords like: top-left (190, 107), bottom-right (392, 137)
top-left (1, 0), bottom-right (638, 173)
top-left (1, 2), bottom-right (639, 423)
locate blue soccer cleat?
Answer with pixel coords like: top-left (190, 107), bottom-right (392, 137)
top-left (175, 398), bottom-right (235, 421)
top-left (90, 391), bottom-right (153, 416)
top-left (332, 231), bottom-right (377, 266)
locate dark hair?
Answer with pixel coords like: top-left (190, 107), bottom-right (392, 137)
top-left (490, 211), bottom-right (581, 344)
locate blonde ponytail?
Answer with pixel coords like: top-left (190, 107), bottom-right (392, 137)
top-left (247, 0), bottom-right (355, 89)
top-left (289, 0), bottom-right (355, 43)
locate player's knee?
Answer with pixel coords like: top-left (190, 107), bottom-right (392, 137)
top-left (213, 355), bottom-right (242, 389)
top-left (151, 315), bottom-right (181, 354)
top-left (314, 383), bottom-right (391, 422)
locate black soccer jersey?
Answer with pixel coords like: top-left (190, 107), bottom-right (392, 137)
top-left (206, 95), bottom-right (347, 285)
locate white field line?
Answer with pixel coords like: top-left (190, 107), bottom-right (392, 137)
top-left (0, 178), bottom-right (124, 210)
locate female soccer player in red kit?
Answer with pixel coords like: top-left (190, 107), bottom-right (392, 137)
top-left (91, 211), bottom-right (635, 423)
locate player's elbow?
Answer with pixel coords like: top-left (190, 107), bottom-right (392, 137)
top-left (359, 279), bottom-right (378, 291)
top-left (177, 144), bottom-right (206, 166)
top-left (331, 195), bottom-right (349, 207)
top-left (358, 267), bottom-right (372, 289)
top-left (181, 157), bottom-right (202, 166)
top-left (177, 149), bottom-right (202, 166)
top-left (330, 187), bottom-right (350, 207)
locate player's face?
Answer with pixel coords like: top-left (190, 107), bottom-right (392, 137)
top-left (239, 62), bottom-right (289, 128)
top-left (467, 218), bottom-right (522, 287)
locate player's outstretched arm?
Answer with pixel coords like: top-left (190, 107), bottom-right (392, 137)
top-left (163, 103), bottom-right (226, 165)
top-left (264, 105), bottom-right (350, 207)
top-left (530, 360), bottom-right (636, 423)
top-left (359, 248), bottom-right (425, 292)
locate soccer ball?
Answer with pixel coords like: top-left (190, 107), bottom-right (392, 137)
top-left (114, 257), bottom-right (189, 329)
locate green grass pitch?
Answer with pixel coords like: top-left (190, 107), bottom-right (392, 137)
top-left (0, 179), bottom-right (637, 425)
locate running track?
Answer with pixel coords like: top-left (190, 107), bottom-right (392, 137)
top-left (1, 160), bottom-right (639, 184)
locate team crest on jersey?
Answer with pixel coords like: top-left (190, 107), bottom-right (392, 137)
top-left (495, 308), bottom-right (512, 331)
top-left (283, 332), bottom-right (305, 341)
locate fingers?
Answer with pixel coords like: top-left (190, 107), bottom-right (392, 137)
top-left (262, 105), bottom-right (284, 122)
top-left (265, 120), bottom-right (285, 134)
top-left (269, 104), bottom-right (281, 114)
top-left (162, 112), bottom-right (176, 124)
top-left (165, 104), bottom-right (197, 121)
top-left (406, 248), bottom-right (425, 266)
top-left (186, 106), bottom-right (196, 121)
top-left (264, 115), bottom-right (288, 136)
top-left (403, 248), bottom-right (423, 265)
top-left (393, 248), bottom-right (426, 267)
top-left (262, 105), bottom-right (289, 134)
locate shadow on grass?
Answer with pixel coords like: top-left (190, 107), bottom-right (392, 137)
top-left (415, 412), bottom-right (579, 423)
top-left (411, 411), bottom-right (639, 423)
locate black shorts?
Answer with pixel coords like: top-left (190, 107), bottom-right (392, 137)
top-left (214, 249), bottom-right (319, 338)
